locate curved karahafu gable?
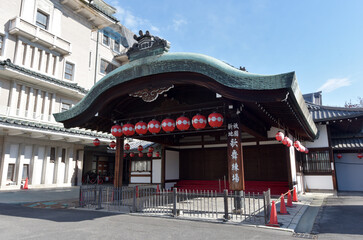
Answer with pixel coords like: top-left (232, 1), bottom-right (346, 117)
top-left (54, 51), bottom-right (317, 139)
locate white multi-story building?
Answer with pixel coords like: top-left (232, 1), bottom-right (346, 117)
top-left (0, 0), bottom-right (134, 189)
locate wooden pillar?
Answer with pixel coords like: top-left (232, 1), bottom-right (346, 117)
top-left (114, 137), bottom-right (124, 188)
top-left (227, 113), bottom-right (245, 191)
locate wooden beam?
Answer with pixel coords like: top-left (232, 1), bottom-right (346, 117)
top-left (114, 137), bottom-right (124, 187)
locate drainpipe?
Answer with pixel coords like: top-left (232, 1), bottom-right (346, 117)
top-left (94, 30), bottom-right (100, 85)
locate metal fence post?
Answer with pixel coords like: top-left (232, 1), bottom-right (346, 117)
top-left (79, 186), bottom-right (84, 207)
top-left (133, 186), bottom-right (137, 212)
top-left (173, 188), bottom-right (177, 217)
top-left (223, 189), bottom-right (229, 221)
top-left (96, 186), bottom-right (103, 210)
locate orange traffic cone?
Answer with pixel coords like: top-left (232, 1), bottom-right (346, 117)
top-left (23, 178), bottom-right (29, 190)
top-left (136, 186), bottom-right (139, 198)
top-left (267, 201), bottom-right (279, 227)
top-left (278, 194), bottom-right (289, 215)
top-left (156, 184), bottom-right (160, 193)
top-left (293, 187), bottom-right (298, 202)
top-left (287, 190), bottom-right (295, 207)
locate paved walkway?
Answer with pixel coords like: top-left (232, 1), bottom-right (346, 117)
top-left (0, 186), bottom-right (79, 204)
top-left (0, 187), bottom-right (330, 234)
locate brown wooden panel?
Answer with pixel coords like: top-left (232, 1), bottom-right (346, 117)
top-left (180, 148), bottom-right (227, 180)
top-left (243, 144), bottom-right (288, 181)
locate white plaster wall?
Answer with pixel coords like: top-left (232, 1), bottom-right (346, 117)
top-left (304, 125), bottom-right (329, 148)
top-left (267, 127), bottom-right (284, 139)
top-left (1, 143), bottom-right (18, 186)
top-left (152, 159), bottom-right (161, 183)
top-left (130, 176), bottom-right (151, 184)
top-left (165, 150), bottom-right (179, 180)
top-left (32, 146), bottom-right (45, 185)
top-left (305, 175), bottom-right (334, 190)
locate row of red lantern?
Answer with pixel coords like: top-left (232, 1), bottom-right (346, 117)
top-left (275, 131), bottom-right (309, 154)
top-left (123, 151), bottom-right (160, 158)
top-left (111, 113), bottom-right (224, 137)
top-left (336, 153), bottom-right (363, 159)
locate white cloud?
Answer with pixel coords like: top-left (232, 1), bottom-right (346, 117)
top-left (172, 18), bottom-right (187, 31)
top-left (317, 78), bottom-right (351, 93)
top-left (109, 2), bottom-right (160, 34)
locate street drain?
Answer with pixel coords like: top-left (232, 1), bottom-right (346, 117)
top-left (292, 233), bottom-right (318, 239)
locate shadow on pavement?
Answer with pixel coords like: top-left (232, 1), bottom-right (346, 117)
top-left (317, 195), bottom-right (363, 236)
top-left (0, 203), bottom-right (123, 222)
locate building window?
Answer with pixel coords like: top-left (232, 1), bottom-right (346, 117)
top-left (114, 40), bottom-right (120, 52)
top-left (22, 164), bottom-right (29, 180)
top-left (64, 62), bottom-right (74, 80)
top-left (100, 59), bottom-right (116, 74)
top-left (103, 34), bottom-right (110, 46)
top-left (61, 102), bottom-right (71, 112)
top-left (50, 147), bottom-right (56, 163)
top-left (301, 150), bottom-right (331, 174)
top-left (36, 10), bottom-right (49, 30)
top-left (0, 35), bottom-right (3, 55)
top-left (131, 160), bottom-right (151, 172)
top-left (7, 164), bottom-right (15, 181)
top-left (61, 148), bottom-right (66, 163)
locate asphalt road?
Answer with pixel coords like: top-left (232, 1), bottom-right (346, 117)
top-left (315, 192), bottom-right (363, 240)
top-left (0, 203), bottom-right (296, 240)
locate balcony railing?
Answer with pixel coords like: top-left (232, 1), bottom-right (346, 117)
top-left (9, 17), bottom-right (72, 56)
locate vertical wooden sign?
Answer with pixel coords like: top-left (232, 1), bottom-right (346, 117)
top-left (227, 116), bottom-right (245, 191)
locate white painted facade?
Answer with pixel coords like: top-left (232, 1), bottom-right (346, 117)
top-left (0, 0), bottom-right (133, 189)
top-left (304, 175), bottom-right (334, 190)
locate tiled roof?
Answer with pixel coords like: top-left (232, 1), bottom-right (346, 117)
top-left (0, 116), bottom-right (112, 139)
top-left (306, 102), bottom-right (363, 122)
top-left (0, 59), bottom-right (88, 94)
top-left (332, 138), bottom-right (363, 150)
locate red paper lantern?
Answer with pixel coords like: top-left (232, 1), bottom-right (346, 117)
top-left (138, 145), bottom-right (143, 152)
top-left (148, 147), bottom-right (154, 153)
top-left (122, 123), bottom-right (135, 136)
top-left (208, 112), bottom-right (223, 128)
top-left (93, 138), bottom-right (100, 146)
top-left (109, 141), bottom-right (116, 148)
top-left (147, 152), bottom-right (153, 158)
top-left (138, 152), bottom-right (143, 157)
top-left (304, 148), bottom-right (309, 154)
top-left (155, 151), bottom-right (160, 157)
top-left (176, 116), bottom-right (190, 131)
top-left (337, 153), bottom-right (342, 159)
top-left (148, 119), bottom-right (161, 134)
top-left (192, 114), bottom-right (207, 130)
top-left (294, 140), bottom-right (301, 149)
top-left (282, 137), bottom-right (289, 145)
top-left (123, 153), bottom-right (127, 158)
top-left (287, 138), bottom-right (293, 147)
top-left (299, 145), bottom-right (306, 153)
top-left (275, 131), bottom-right (284, 142)
top-left (358, 153), bottom-right (363, 159)
top-left (135, 121), bottom-right (148, 135)
top-left (124, 143), bottom-right (130, 151)
top-left (161, 118), bottom-right (175, 132)
top-left (111, 124), bottom-right (123, 137)
top-left (129, 152), bottom-right (135, 158)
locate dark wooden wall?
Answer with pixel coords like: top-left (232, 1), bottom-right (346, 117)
top-left (180, 148), bottom-right (228, 180)
top-left (243, 144), bottom-right (288, 181)
top-left (179, 144), bottom-right (288, 182)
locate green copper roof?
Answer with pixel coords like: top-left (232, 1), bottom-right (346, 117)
top-left (54, 51), bottom-right (317, 138)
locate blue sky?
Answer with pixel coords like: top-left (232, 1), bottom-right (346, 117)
top-left (105, 0), bottom-right (363, 107)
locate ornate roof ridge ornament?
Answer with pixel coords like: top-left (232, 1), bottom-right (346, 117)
top-left (126, 30), bottom-right (170, 61)
top-left (129, 85), bottom-right (174, 102)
